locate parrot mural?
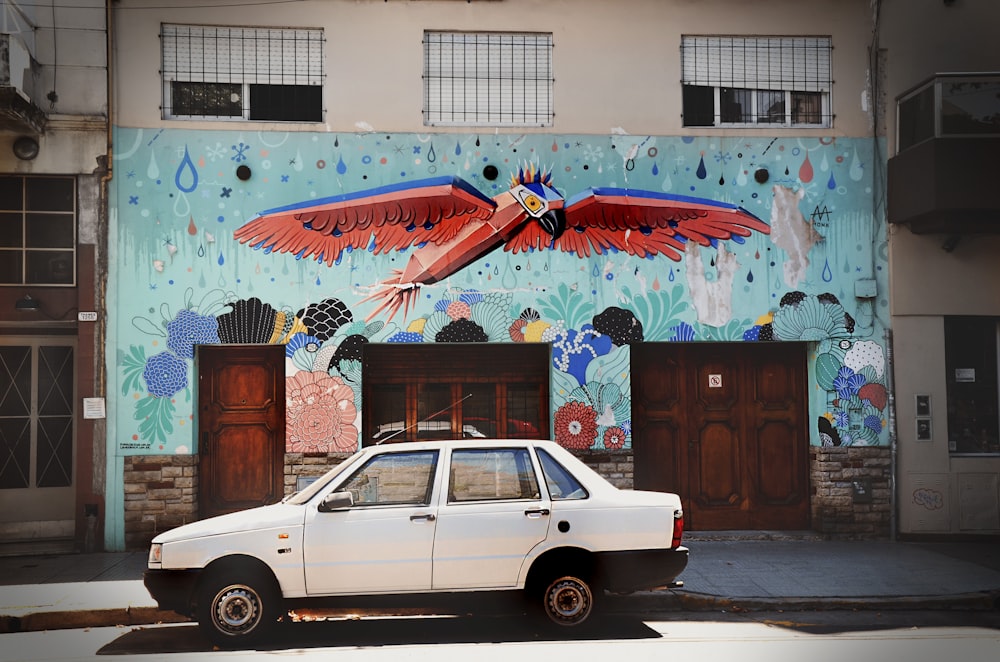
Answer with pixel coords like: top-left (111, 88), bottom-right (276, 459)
top-left (234, 164), bottom-right (770, 320)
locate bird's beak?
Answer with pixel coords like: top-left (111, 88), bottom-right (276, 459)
top-left (539, 208), bottom-right (566, 243)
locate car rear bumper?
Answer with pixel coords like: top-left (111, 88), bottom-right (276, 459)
top-left (597, 547), bottom-right (689, 593)
top-left (143, 568), bottom-right (202, 616)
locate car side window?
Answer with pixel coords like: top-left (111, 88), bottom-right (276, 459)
top-left (537, 449), bottom-right (589, 500)
top-left (448, 448), bottom-right (540, 503)
top-left (340, 451), bottom-right (438, 506)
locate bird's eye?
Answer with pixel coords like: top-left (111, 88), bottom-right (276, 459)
top-left (512, 185), bottom-right (549, 217)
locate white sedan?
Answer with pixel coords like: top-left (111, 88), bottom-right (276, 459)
top-left (144, 439), bottom-right (688, 647)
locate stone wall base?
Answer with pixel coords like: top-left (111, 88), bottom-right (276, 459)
top-left (809, 446), bottom-right (892, 539)
top-left (122, 445), bottom-right (892, 549)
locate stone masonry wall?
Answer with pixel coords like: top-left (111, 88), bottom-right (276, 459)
top-left (578, 451), bottom-right (634, 489)
top-left (810, 446), bottom-right (892, 538)
top-left (283, 452), bottom-right (352, 496)
top-left (123, 455), bottom-right (198, 550)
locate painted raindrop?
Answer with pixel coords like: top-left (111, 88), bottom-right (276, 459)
top-left (427, 144), bottom-right (437, 162)
top-left (455, 142), bottom-right (462, 156)
top-left (849, 147), bottom-right (864, 181)
top-left (294, 149), bottom-right (304, 172)
top-left (551, 140), bottom-right (559, 152)
top-left (197, 245), bottom-right (205, 257)
top-left (696, 154), bottom-right (707, 179)
top-left (822, 259), bottom-right (833, 282)
top-left (736, 162), bottom-right (748, 186)
top-left (828, 171), bottom-right (837, 190)
top-left (747, 269), bottom-right (754, 283)
top-left (187, 217), bottom-right (197, 235)
top-left (652, 162), bottom-right (659, 176)
top-left (175, 147), bottom-right (198, 193)
top-left (799, 153), bottom-right (814, 183)
top-left (336, 156), bottom-right (347, 175)
top-left (668, 269), bottom-right (675, 282)
top-left (147, 150), bottom-right (159, 180)
top-left (218, 252), bottom-right (225, 266)
top-left (652, 276), bottom-right (661, 291)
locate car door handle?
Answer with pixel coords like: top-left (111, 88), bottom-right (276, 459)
top-left (409, 514), bottom-right (436, 522)
top-left (524, 508), bottom-right (550, 518)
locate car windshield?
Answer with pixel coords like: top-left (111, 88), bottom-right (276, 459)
top-left (284, 454), bottom-right (359, 505)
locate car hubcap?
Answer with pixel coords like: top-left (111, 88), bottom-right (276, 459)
top-left (214, 586), bottom-right (260, 633)
top-left (547, 578), bottom-right (591, 624)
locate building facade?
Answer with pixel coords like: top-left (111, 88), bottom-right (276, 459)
top-left (0, 0), bottom-right (108, 554)
top-left (882, 0), bottom-right (1000, 536)
top-left (7, 0), bottom-right (932, 552)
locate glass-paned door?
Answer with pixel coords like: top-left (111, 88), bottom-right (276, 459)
top-left (0, 338), bottom-right (76, 543)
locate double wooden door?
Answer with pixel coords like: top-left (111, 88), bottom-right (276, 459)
top-left (632, 343), bottom-right (809, 530)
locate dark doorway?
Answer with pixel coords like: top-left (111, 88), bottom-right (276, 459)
top-left (632, 342), bottom-right (809, 530)
top-left (197, 344), bottom-right (285, 519)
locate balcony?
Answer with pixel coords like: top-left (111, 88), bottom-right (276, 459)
top-left (888, 74), bottom-right (1000, 234)
top-left (0, 33), bottom-right (47, 134)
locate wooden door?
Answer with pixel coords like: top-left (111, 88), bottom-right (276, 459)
top-left (197, 344), bottom-right (285, 519)
top-left (632, 343), bottom-right (809, 530)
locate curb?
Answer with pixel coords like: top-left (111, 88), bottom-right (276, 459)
top-left (0, 607), bottom-right (188, 634)
top-left (2, 590), bottom-right (997, 633)
top-left (616, 589), bottom-right (1000, 613)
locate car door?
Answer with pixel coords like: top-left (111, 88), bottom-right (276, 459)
top-left (432, 446), bottom-right (551, 590)
top-left (302, 449), bottom-right (440, 595)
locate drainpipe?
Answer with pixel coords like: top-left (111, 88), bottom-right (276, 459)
top-left (885, 328), bottom-right (897, 542)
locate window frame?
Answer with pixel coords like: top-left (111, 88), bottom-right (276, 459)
top-left (680, 35), bottom-right (833, 129)
top-left (339, 450), bottom-right (440, 507)
top-left (0, 175), bottom-right (77, 287)
top-left (447, 447), bottom-right (541, 503)
top-left (362, 343), bottom-right (550, 446)
top-left (423, 30), bottom-right (555, 127)
top-left (160, 23), bottom-right (325, 122)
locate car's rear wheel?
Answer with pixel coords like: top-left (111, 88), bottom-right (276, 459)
top-left (541, 575), bottom-right (594, 626)
top-left (196, 568), bottom-right (282, 648)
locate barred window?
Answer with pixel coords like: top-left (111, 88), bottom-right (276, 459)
top-left (161, 24), bottom-right (325, 122)
top-left (681, 36), bottom-right (832, 128)
top-left (423, 31), bottom-right (554, 127)
top-left (0, 176), bottom-right (76, 286)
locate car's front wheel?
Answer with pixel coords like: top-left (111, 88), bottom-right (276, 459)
top-left (541, 575), bottom-right (594, 626)
top-left (196, 568), bottom-right (282, 648)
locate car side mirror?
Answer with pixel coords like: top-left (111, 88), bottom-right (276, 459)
top-left (318, 491), bottom-right (354, 513)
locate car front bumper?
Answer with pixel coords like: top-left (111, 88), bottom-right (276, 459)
top-left (143, 568), bottom-right (202, 616)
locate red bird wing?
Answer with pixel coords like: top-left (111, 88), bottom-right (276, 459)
top-left (233, 176), bottom-right (497, 266)
top-left (508, 187), bottom-right (769, 261)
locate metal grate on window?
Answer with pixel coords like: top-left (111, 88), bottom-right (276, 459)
top-left (161, 24), bottom-right (325, 121)
top-left (423, 31), bottom-right (554, 127)
top-left (681, 36), bottom-right (833, 127)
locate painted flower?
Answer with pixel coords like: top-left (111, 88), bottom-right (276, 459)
top-left (603, 427), bottom-right (627, 450)
top-left (833, 366), bottom-right (866, 400)
top-left (834, 410), bottom-right (850, 429)
top-left (508, 319), bottom-right (527, 342)
top-left (864, 415), bottom-right (883, 434)
top-left (166, 309), bottom-right (220, 359)
top-left (523, 320), bottom-right (551, 343)
top-left (554, 401), bottom-right (599, 450)
top-left (143, 351), bottom-right (188, 397)
top-left (286, 371), bottom-right (358, 453)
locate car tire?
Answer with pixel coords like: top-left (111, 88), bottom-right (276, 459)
top-left (196, 568), bottom-right (283, 648)
top-left (541, 575), bottom-right (595, 626)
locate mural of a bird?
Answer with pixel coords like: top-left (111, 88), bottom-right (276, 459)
top-left (233, 165), bottom-right (770, 320)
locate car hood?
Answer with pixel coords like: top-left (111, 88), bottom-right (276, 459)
top-left (152, 503), bottom-right (306, 544)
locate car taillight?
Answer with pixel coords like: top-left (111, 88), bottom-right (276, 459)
top-left (671, 511), bottom-right (684, 548)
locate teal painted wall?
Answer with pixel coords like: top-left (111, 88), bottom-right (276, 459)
top-left (106, 128), bottom-right (888, 541)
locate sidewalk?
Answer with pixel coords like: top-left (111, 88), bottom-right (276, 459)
top-left (2, 536), bottom-right (999, 633)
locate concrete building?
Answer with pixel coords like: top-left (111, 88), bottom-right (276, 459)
top-left (14, 0), bottom-right (993, 552)
top-left (0, 0), bottom-right (108, 554)
top-left (882, 0), bottom-right (1000, 536)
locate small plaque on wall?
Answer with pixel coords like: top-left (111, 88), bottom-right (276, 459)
top-left (916, 417), bottom-right (932, 441)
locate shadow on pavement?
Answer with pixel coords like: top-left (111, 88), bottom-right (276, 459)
top-left (96, 615), bottom-right (662, 655)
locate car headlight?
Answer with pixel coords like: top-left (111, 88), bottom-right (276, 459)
top-left (148, 542), bottom-right (162, 565)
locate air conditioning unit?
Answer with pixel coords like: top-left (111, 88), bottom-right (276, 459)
top-left (0, 32), bottom-right (47, 133)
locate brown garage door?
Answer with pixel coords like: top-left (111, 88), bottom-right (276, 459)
top-left (632, 342), bottom-right (809, 531)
